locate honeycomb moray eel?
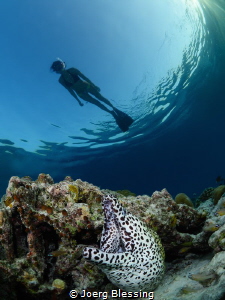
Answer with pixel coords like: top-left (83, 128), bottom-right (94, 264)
top-left (83, 194), bottom-right (165, 292)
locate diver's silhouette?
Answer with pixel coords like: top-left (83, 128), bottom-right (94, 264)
top-left (50, 60), bottom-right (134, 132)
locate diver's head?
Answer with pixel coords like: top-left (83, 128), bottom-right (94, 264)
top-left (50, 60), bottom-right (66, 73)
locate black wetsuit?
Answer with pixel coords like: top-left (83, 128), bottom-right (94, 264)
top-left (61, 69), bottom-right (80, 87)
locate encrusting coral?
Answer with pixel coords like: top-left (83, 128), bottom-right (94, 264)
top-left (195, 187), bottom-right (214, 207)
top-left (1, 174), bottom-right (225, 299)
top-left (0, 174), bottom-right (105, 299)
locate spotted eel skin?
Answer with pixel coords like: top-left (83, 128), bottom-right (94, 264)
top-left (83, 194), bottom-right (165, 292)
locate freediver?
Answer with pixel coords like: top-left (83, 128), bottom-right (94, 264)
top-left (50, 59), bottom-right (134, 132)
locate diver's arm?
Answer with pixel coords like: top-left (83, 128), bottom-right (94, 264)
top-left (69, 68), bottom-right (100, 92)
top-left (59, 77), bottom-right (84, 106)
top-left (67, 88), bottom-right (84, 106)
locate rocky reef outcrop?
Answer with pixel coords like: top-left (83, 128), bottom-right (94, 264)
top-left (0, 174), bottom-right (225, 300)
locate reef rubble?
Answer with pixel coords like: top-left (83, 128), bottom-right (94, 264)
top-left (0, 174), bottom-right (225, 299)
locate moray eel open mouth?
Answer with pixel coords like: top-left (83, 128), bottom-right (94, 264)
top-left (83, 194), bottom-right (165, 292)
top-left (101, 195), bottom-right (128, 253)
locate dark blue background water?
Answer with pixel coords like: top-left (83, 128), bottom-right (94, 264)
top-left (1, 0), bottom-right (225, 198)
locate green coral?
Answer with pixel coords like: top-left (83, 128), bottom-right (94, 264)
top-left (68, 185), bottom-right (79, 202)
top-left (169, 215), bottom-right (177, 228)
top-left (213, 185), bottom-right (225, 205)
top-left (116, 190), bottom-right (136, 197)
top-left (65, 224), bottom-right (77, 235)
top-left (175, 193), bottom-right (194, 207)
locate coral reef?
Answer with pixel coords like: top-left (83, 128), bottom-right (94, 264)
top-left (212, 185), bottom-right (225, 204)
top-left (0, 175), bottom-right (225, 299)
top-left (0, 174), bottom-right (104, 299)
top-left (195, 187), bottom-right (214, 207)
top-left (116, 190), bottom-right (136, 197)
top-left (198, 187), bottom-right (214, 201)
top-left (154, 252), bottom-right (225, 300)
top-left (175, 193), bottom-right (194, 207)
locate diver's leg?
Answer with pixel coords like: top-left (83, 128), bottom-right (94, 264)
top-left (80, 92), bottom-right (133, 132)
top-left (88, 86), bottom-right (115, 108)
top-left (79, 93), bottom-right (113, 114)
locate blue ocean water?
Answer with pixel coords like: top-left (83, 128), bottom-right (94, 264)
top-left (0, 0), bottom-right (225, 198)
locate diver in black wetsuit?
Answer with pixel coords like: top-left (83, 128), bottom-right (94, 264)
top-left (50, 59), bottom-right (134, 132)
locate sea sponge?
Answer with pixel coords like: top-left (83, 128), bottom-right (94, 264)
top-left (212, 185), bottom-right (225, 205)
top-left (175, 193), bottom-right (194, 207)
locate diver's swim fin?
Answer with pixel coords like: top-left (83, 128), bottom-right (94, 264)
top-left (112, 108), bottom-right (134, 132)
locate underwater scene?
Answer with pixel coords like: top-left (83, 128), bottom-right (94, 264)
top-left (1, 0), bottom-right (225, 299)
